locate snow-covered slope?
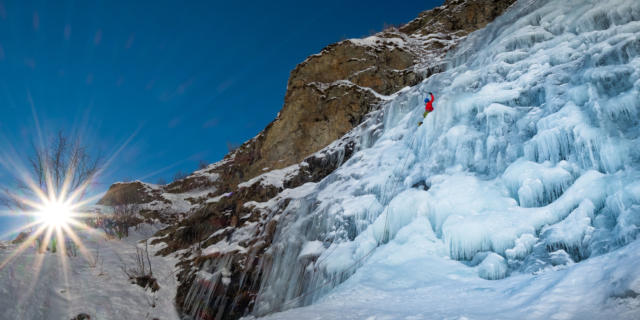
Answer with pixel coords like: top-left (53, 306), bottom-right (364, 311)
top-left (255, 237), bottom-right (640, 320)
top-left (243, 0), bottom-right (640, 318)
top-left (0, 226), bottom-right (181, 319)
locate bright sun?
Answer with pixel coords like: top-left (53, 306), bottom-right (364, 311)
top-left (37, 199), bottom-right (73, 227)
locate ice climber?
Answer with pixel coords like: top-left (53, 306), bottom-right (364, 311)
top-left (418, 92), bottom-right (434, 126)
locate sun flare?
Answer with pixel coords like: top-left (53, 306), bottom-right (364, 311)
top-left (37, 199), bottom-right (74, 227)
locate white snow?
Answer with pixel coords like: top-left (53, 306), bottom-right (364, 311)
top-left (238, 164), bottom-right (301, 189)
top-left (202, 240), bottom-right (247, 256)
top-left (298, 241), bottom-right (325, 261)
top-left (205, 192), bottom-right (232, 204)
top-left (348, 36), bottom-right (406, 49)
top-left (0, 225), bottom-right (180, 319)
top-left (253, 239), bottom-right (640, 320)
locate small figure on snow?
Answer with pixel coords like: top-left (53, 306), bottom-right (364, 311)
top-left (418, 92), bottom-right (435, 126)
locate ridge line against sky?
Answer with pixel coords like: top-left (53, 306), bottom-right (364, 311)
top-left (0, 0), bottom-right (440, 237)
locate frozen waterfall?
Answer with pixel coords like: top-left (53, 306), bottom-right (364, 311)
top-left (253, 0), bottom-right (640, 317)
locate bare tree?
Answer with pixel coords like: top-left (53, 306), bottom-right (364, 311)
top-left (172, 170), bottom-right (188, 182)
top-left (31, 131), bottom-right (100, 196)
top-left (382, 22), bottom-right (401, 32)
top-left (2, 131), bottom-right (101, 209)
top-left (110, 191), bottom-right (140, 239)
top-left (197, 160), bottom-right (208, 170)
top-left (226, 141), bottom-right (239, 153)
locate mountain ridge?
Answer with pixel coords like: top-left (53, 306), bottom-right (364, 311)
top-left (97, 1), bottom-right (517, 319)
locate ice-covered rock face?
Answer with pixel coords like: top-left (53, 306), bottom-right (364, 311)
top-left (253, 0), bottom-right (640, 315)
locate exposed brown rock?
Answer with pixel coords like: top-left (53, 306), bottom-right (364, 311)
top-left (11, 231), bottom-right (29, 244)
top-left (98, 181), bottom-right (163, 206)
top-left (256, 82), bottom-right (380, 174)
top-left (401, 0), bottom-right (515, 35)
top-left (288, 41), bottom-right (417, 94)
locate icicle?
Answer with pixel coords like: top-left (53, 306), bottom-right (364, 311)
top-left (248, 0), bottom-right (640, 315)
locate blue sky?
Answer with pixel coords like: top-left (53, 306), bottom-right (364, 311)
top-left (0, 0), bottom-right (439, 237)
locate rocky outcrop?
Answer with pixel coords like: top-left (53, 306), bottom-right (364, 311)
top-left (401, 0), bottom-right (515, 36)
top-left (101, 1), bottom-right (515, 209)
top-left (167, 135), bottom-right (362, 320)
top-left (98, 181), bottom-right (164, 206)
top-left (256, 82), bottom-right (379, 173)
top-left (98, 1), bottom-right (517, 319)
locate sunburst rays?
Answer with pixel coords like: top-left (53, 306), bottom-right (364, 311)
top-left (0, 152), bottom-right (112, 307)
top-left (0, 112), bottom-right (139, 300)
top-left (0, 175), bottom-right (100, 271)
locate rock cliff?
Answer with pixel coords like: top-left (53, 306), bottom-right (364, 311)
top-left (97, 1), bottom-right (516, 319)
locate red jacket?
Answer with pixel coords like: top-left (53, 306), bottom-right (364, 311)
top-left (425, 93), bottom-right (435, 112)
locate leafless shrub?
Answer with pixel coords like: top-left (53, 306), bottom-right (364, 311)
top-left (226, 141), bottom-right (239, 153)
top-left (144, 291), bottom-right (158, 309)
top-left (382, 22), bottom-right (402, 32)
top-left (122, 243), bottom-right (152, 278)
top-left (113, 204), bottom-right (139, 239)
top-left (172, 170), bottom-right (188, 182)
top-left (103, 190), bottom-right (141, 239)
top-left (88, 243), bottom-right (103, 269)
top-left (65, 239), bottom-right (78, 258)
top-left (120, 242), bottom-right (159, 292)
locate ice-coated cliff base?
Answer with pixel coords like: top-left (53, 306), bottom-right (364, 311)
top-left (253, 238), bottom-right (640, 320)
top-left (247, 0), bottom-right (640, 318)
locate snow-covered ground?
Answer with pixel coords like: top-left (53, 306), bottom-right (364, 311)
top-left (255, 238), bottom-right (640, 320)
top-left (0, 225), bottom-right (180, 319)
